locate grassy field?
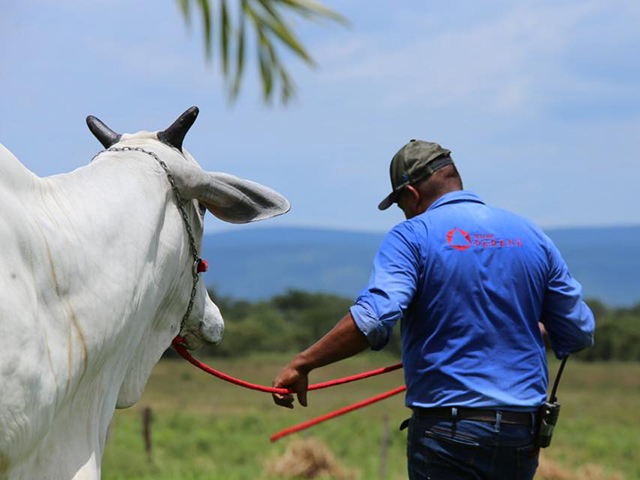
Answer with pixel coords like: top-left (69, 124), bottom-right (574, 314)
top-left (102, 354), bottom-right (640, 479)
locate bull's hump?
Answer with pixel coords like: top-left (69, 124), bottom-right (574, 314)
top-left (0, 143), bottom-right (37, 187)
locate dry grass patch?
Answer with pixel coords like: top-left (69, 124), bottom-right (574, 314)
top-left (537, 453), bottom-right (623, 480)
top-left (264, 438), bottom-right (358, 480)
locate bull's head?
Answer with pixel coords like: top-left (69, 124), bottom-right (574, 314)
top-left (86, 107), bottom-right (289, 407)
top-left (87, 107), bottom-right (290, 224)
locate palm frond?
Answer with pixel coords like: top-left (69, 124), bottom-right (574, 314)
top-left (230, 3), bottom-right (247, 101)
top-left (197, 0), bottom-right (213, 60)
top-left (220, 0), bottom-right (231, 74)
top-left (176, 0), bottom-right (346, 104)
top-left (177, 0), bottom-right (191, 22)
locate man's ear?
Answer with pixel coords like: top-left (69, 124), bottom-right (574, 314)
top-left (404, 185), bottom-right (420, 210)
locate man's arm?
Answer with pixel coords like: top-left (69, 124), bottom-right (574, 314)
top-left (272, 223), bottom-right (420, 408)
top-left (541, 239), bottom-right (595, 358)
top-left (272, 312), bottom-right (369, 408)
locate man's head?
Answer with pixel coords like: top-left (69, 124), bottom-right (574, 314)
top-left (378, 139), bottom-right (462, 219)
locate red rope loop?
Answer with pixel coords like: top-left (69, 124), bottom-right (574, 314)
top-left (171, 337), bottom-right (403, 395)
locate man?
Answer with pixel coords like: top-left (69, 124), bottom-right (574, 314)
top-left (272, 140), bottom-right (595, 479)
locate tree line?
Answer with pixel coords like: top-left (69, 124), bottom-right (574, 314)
top-left (183, 290), bottom-right (640, 362)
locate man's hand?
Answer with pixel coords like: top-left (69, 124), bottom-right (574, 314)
top-left (272, 362), bottom-right (309, 408)
top-left (539, 322), bottom-right (547, 337)
top-left (271, 313), bottom-right (369, 409)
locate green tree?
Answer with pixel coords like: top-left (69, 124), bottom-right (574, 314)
top-left (577, 304), bottom-right (640, 362)
top-left (201, 291), bottom-right (640, 363)
top-left (197, 289), bottom-right (405, 358)
top-left (177, 0), bottom-right (347, 104)
top-left (585, 298), bottom-right (608, 321)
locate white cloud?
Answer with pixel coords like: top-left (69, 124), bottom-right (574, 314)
top-left (308, 0), bottom-right (636, 117)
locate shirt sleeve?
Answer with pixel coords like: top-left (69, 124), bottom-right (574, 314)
top-left (541, 237), bottom-right (595, 359)
top-left (350, 223), bottom-right (421, 350)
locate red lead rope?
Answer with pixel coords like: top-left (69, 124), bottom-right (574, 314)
top-left (172, 337), bottom-right (403, 394)
top-left (171, 336), bottom-right (405, 442)
top-left (269, 385), bottom-right (407, 442)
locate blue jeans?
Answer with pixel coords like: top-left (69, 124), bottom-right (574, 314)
top-left (406, 411), bottom-right (539, 480)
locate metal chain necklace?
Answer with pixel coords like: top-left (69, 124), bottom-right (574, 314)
top-left (92, 146), bottom-right (203, 331)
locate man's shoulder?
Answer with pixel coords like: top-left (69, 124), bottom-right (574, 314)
top-left (483, 204), bottom-right (555, 250)
top-left (386, 218), bottom-right (422, 244)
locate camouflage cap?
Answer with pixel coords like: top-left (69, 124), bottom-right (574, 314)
top-left (378, 139), bottom-right (453, 210)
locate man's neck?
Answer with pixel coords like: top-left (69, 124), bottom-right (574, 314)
top-left (419, 186), bottom-right (462, 213)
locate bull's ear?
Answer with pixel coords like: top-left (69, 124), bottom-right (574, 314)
top-left (171, 163), bottom-right (290, 223)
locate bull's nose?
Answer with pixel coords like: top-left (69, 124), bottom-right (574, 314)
top-left (200, 319), bottom-right (224, 345)
top-left (201, 296), bottom-right (224, 345)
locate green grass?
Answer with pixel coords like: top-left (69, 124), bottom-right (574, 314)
top-left (102, 354), bottom-right (640, 479)
top-left (542, 359), bottom-right (640, 479)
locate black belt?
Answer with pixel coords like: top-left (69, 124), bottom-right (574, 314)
top-left (413, 407), bottom-right (535, 426)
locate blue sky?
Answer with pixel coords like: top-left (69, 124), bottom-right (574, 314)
top-left (1, 0), bottom-right (639, 233)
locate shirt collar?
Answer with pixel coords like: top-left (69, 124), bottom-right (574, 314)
top-left (427, 190), bottom-right (485, 211)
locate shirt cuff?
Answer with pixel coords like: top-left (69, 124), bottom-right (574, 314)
top-left (350, 303), bottom-right (389, 351)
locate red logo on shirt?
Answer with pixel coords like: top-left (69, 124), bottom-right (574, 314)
top-left (448, 229), bottom-right (523, 250)
top-left (447, 228), bottom-right (472, 250)
top-left (473, 233), bottom-right (522, 248)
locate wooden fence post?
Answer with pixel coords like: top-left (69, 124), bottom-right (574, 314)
top-left (379, 414), bottom-right (390, 480)
top-left (142, 406), bottom-right (153, 464)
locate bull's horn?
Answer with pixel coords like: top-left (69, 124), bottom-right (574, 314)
top-left (86, 115), bottom-right (121, 149)
top-left (158, 106), bottom-right (199, 152)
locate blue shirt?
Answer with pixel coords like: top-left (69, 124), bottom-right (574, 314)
top-left (350, 191), bottom-right (595, 409)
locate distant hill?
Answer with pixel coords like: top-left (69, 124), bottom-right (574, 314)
top-left (201, 225), bottom-right (640, 307)
top-left (544, 226), bottom-right (640, 306)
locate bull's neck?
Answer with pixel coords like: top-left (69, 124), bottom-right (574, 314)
top-left (31, 162), bottom-right (184, 417)
top-left (31, 155), bottom-right (184, 352)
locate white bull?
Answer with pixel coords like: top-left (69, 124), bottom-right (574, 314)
top-left (0, 107), bottom-right (290, 480)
